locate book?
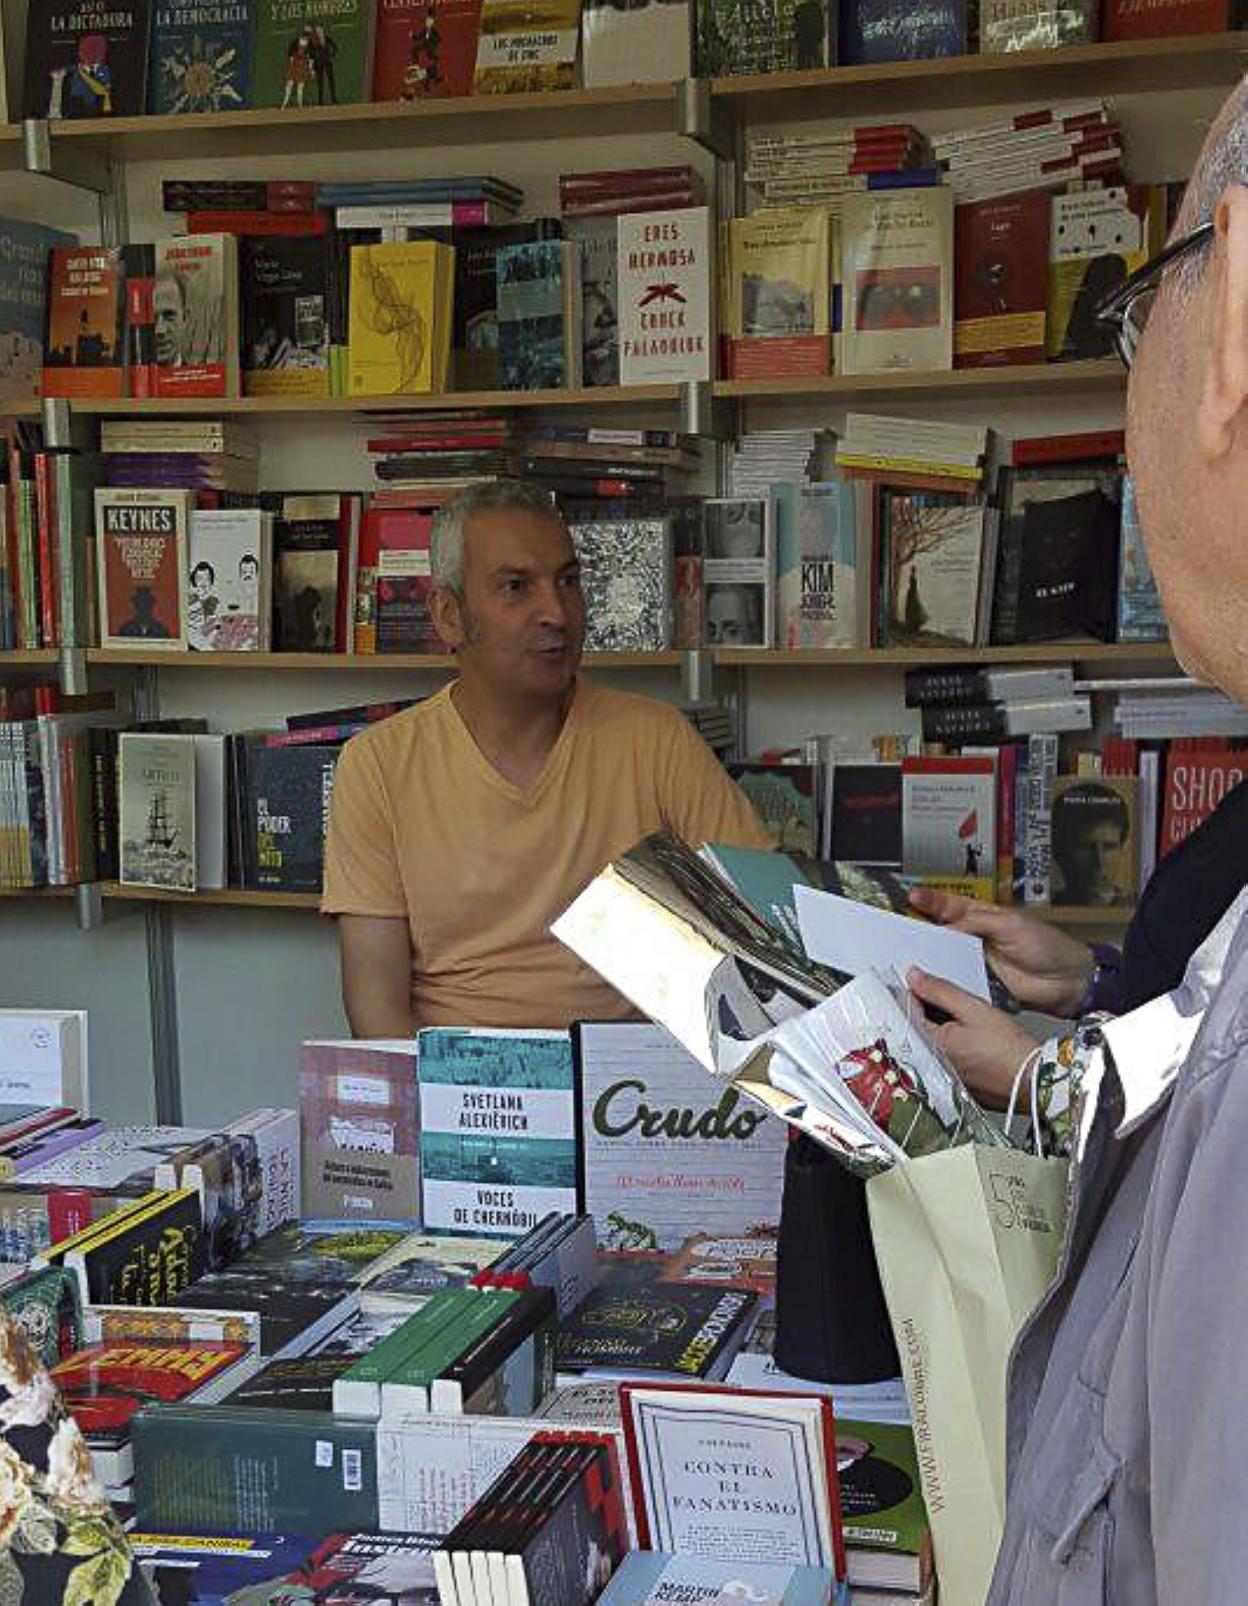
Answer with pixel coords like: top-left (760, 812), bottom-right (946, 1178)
top-left (428, 1283), bottom-right (557, 1414)
top-left (838, 0), bottom-right (966, 61)
top-left (903, 662), bottom-right (1074, 706)
top-left (617, 207), bottom-right (713, 386)
top-left (1051, 773), bottom-right (1136, 907)
top-left (702, 495), bottom-right (774, 649)
top-left (252, 0), bottom-right (378, 105)
top-left (563, 216), bottom-right (620, 389)
top-left (95, 486), bottom-right (192, 649)
top-left (152, 234), bottom-right (241, 398)
top-left (722, 207), bottom-right (831, 379)
top-left (978, 0), bottom-right (1097, 47)
top-left (348, 240), bottom-right (454, 395)
top-left (129, 1533), bottom-right (327, 1600)
top-left (838, 1419), bottom-right (933, 1593)
top-left (472, 0), bottom-right (582, 91)
top-left (1023, 731), bottom-right (1058, 906)
top-left (557, 1266), bottom-right (756, 1382)
top-left (0, 218), bottom-right (74, 405)
top-left (661, 1230), bottom-right (777, 1294)
top-left (118, 731), bottom-right (197, 891)
top-left (572, 519), bottom-right (673, 653)
top-left (598, 1554), bottom-right (837, 1605)
top-left (187, 507), bottom-right (272, 651)
top-left (1104, 0), bottom-right (1228, 35)
top-left (953, 188), bottom-right (1050, 367)
top-left (448, 219), bottom-right (563, 389)
top-left (992, 463), bottom-right (1122, 645)
top-left (778, 480), bottom-right (867, 649)
top-left (372, 0), bottom-right (483, 97)
top-left (267, 490), bottom-right (357, 652)
top-left (880, 489), bottom-right (987, 648)
top-left (919, 694), bottom-right (1091, 742)
top-left (840, 187), bottom-right (953, 374)
top-left (582, 0), bottom-right (691, 83)
top-left (22, 0), bottom-right (153, 117)
top-left (417, 1027), bottom-right (581, 1238)
top-left (51, 1185), bottom-right (208, 1305)
top-left (1160, 747), bottom-right (1246, 859)
top-left (728, 761), bottom-right (820, 855)
top-left (236, 737), bottom-right (341, 892)
top-left (41, 247), bottom-right (126, 399)
top-left (496, 240), bottom-right (583, 391)
top-left (0, 1263), bottom-right (79, 1368)
top-left (901, 755), bottom-right (997, 897)
top-left (299, 1038), bottom-right (421, 1223)
top-left (359, 1230), bottom-right (505, 1309)
top-left (240, 235), bottom-right (332, 397)
top-left (1046, 185), bottom-right (1163, 361)
top-left (147, 0), bottom-right (256, 112)
top-left (1116, 476), bottom-right (1167, 644)
top-left (0, 1008), bottom-right (88, 1109)
top-left (574, 1021), bottom-right (786, 1255)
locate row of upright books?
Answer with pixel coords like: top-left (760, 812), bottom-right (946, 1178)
top-left (17, 0), bottom-right (1243, 130)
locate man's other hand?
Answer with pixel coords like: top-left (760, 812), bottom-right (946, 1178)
top-left (907, 967), bottom-right (1041, 1111)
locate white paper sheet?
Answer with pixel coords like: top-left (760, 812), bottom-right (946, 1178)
top-left (794, 885), bottom-right (990, 1001)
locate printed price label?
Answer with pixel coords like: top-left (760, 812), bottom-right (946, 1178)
top-left (315, 1440), bottom-right (334, 1469)
top-left (343, 1448), bottom-right (363, 1492)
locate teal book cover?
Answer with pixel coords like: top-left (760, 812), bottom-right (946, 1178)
top-left (699, 842), bottom-right (816, 954)
top-left (147, 0), bottom-right (257, 113)
top-left (417, 1028), bottom-right (581, 1239)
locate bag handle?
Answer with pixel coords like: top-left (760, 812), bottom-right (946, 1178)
top-left (1005, 1044), bottom-right (1045, 1158)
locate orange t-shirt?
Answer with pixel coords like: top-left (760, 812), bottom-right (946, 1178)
top-left (321, 678), bottom-right (772, 1028)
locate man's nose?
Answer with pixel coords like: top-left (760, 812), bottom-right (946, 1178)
top-left (534, 581), bottom-right (569, 626)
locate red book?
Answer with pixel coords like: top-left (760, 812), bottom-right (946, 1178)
top-left (368, 433), bottom-right (510, 452)
top-left (1012, 430), bottom-right (1125, 466)
top-left (32, 451), bottom-right (57, 648)
top-left (1105, 0), bottom-right (1228, 35)
top-left (5, 441), bottom-right (27, 649)
top-left (1160, 745), bottom-right (1247, 858)
top-left (51, 1339), bottom-right (248, 1454)
top-left (186, 210), bottom-right (330, 237)
top-left (46, 1188), bottom-right (96, 1243)
top-left (560, 166), bottom-right (697, 195)
top-left (371, 0), bottom-right (484, 99)
top-left (41, 248), bottom-right (126, 400)
top-left (953, 188), bottom-right (1051, 368)
top-left (354, 505), bottom-right (439, 654)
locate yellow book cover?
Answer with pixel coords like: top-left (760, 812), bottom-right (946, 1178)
top-left (723, 206), bottom-right (831, 380)
top-left (43, 1189), bottom-right (185, 1263)
top-left (1046, 185), bottom-right (1164, 361)
top-left (472, 0), bottom-right (583, 92)
top-left (347, 242), bottom-right (453, 397)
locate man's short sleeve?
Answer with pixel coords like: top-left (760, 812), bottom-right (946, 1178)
top-left (321, 735), bottom-right (408, 918)
top-left (657, 710), bottom-right (774, 852)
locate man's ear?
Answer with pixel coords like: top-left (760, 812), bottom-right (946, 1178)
top-left (1197, 184), bottom-right (1248, 464)
top-left (428, 585), bottom-right (464, 652)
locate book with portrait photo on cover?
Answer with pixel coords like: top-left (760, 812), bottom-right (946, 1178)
top-left (152, 233), bottom-right (241, 398)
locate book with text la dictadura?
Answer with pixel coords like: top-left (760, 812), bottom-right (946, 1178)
top-left (152, 234), bottom-right (241, 399)
top-left (840, 186), bottom-right (953, 375)
top-left (299, 1038), bottom-right (421, 1223)
top-left (954, 188), bottom-right (1050, 368)
top-left (240, 235), bottom-right (332, 397)
top-left (0, 218), bottom-right (75, 405)
top-left (472, 0), bottom-right (582, 91)
top-left (236, 736), bottom-right (340, 892)
top-left (723, 207), bottom-right (831, 380)
top-left (417, 1027), bottom-right (581, 1239)
top-left (42, 247), bottom-right (126, 398)
top-left (23, 0), bottom-right (153, 118)
top-left (187, 506), bottom-right (273, 651)
top-left (617, 207), bottom-right (712, 386)
top-left (266, 491), bottom-right (358, 652)
top-left (96, 486), bottom-right (192, 650)
top-left (373, 0), bottom-right (483, 98)
top-left (348, 240), bottom-right (454, 395)
top-left (556, 1264), bottom-right (756, 1381)
top-left (118, 731), bottom-right (198, 891)
top-left (252, 0), bottom-right (377, 105)
top-left (147, 0), bottom-right (257, 113)
top-left (496, 239), bottom-right (583, 391)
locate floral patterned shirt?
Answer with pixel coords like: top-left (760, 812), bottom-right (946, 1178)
top-left (0, 1309), bottom-right (152, 1604)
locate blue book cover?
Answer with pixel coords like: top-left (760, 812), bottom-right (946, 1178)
top-left (838, 0), bottom-right (967, 63)
top-left (417, 1027), bottom-right (580, 1238)
top-left (131, 1533), bottom-right (324, 1600)
top-left (598, 1552), bottom-right (841, 1605)
top-left (147, 0), bottom-right (256, 112)
top-left (1116, 476), bottom-right (1167, 643)
top-left (496, 240), bottom-right (576, 391)
top-left (0, 215), bottom-right (75, 405)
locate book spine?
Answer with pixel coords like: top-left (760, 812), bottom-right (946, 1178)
top-left (32, 453), bottom-right (57, 649)
top-left (431, 1289), bottom-right (556, 1414)
top-left (186, 211), bottom-right (329, 237)
top-left (1024, 733), bottom-right (1059, 905)
top-left (379, 1291), bottom-right (518, 1419)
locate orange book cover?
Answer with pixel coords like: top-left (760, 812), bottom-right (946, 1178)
top-left (41, 247), bottom-right (125, 399)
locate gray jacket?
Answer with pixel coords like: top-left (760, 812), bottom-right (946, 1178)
top-left (988, 888), bottom-right (1248, 1606)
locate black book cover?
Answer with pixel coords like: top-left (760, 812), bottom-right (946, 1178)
top-left (225, 1352), bottom-right (352, 1411)
top-left (829, 763), bottom-right (903, 867)
top-left (555, 1266), bottom-right (755, 1378)
top-left (240, 236), bottom-right (332, 397)
top-left (452, 218), bottom-right (563, 389)
top-left (522, 1444), bottom-right (627, 1603)
top-left (174, 1272), bottom-right (349, 1355)
top-left (79, 1190), bottom-right (207, 1305)
top-left (89, 726), bottom-right (120, 879)
top-left (1014, 488), bottom-right (1121, 644)
top-left (23, 0), bottom-right (154, 118)
top-left (262, 493), bottom-right (346, 653)
top-left (241, 739), bottom-right (340, 891)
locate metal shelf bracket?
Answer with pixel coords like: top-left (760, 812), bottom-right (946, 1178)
top-left (21, 120), bottom-right (113, 194)
top-left (675, 79), bottom-right (732, 161)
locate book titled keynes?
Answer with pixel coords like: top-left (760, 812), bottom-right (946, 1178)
top-left (417, 1028), bottom-right (580, 1239)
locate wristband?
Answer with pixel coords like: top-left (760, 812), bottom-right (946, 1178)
top-left (1076, 943), bottom-right (1125, 1018)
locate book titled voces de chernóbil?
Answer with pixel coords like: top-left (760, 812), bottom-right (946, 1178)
top-left (147, 0), bottom-right (257, 112)
top-left (23, 0), bottom-right (153, 119)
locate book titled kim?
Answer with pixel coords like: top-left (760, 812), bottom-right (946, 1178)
top-left (147, 0), bottom-right (257, 112)
top-left (96, 487), bottom-right (192, 650)
top-left (572, 519), bottom-right (673, 653)
top-left (23, 0), bottom-right (153, 118)
top-left (417, 1028), bottom-right (581, 1239)
top-left (617, 207), bottom-right (712, 386)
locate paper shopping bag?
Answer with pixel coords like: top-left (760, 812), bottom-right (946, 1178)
top-left (866, 1144), bottom-right (1068, 1606)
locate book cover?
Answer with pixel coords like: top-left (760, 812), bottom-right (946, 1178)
top-left (225, 1350), bottom-right (352, 1411)
top-left (240, 738), bottom-right (340, 892)
top-left (417, 1027), bottom-right (580, 1239)
top-left (359, 1231), bottom-right (504, 1306)
top-left (22, 0), bottom-right (153, 117)
top-left (702, 495), bottom-right (773, 649)
top-left (978, 0), bottom-right (1097, 49)
top-left (838, 1419), bottom-right (932, 1592)
top-left (268, 492), bottom-right (354, 652)
top-left (172, 1272), bottom-right (356, 1356)
top-left (373, 0), bottom-right (483, 97)
top-left (153, 234), bottom-right (241, 398)
top-left (574, 1022), bottom-right (785, 1255)
top-left (583, 0), bottom-right (690, 83)
top-left (723, 207), bottom-right (831, 379)
top-left (880, 489), bottom-right (985, 648)
top-left (252, 0), bottom-right (376, 105)
top-left (449, 219), bottom-right (562, 390)
top-left (118, 731), bottom-right (197, 891)
top-left (96, 487), bottom-right (192, 649)
top-left (186, 507), bottom-right (271, 651)
top-left (660, 1231), bottom-right (777, 1295)
top-left (348, 241), bottom-right (452, 396)
top-left (0, 218), bottom-right (75, 405)
top-left (240, 235), bottom-right (331, 397)
top-left (1104, 0), bottom-right (1227, 35)
top-left (901, 755), bottom-right (997, 895)
top-left (515, 1439), bottom-right (630, 1601)
top-left (840, 187), bottom-right (953, 375)
top-left (838, 0), bottom-right (965, 62)
top-left (77, 1188), bottom-right (207, 1306)
top-left (774, 480), bottom-right (861, 649)
top-left (130, 1534), bottom-right (326, 1601)
top-left (147, 0), bottom-right (256, 112)
top-left (472, 0), bottom-right (582, 91)
top-left (299, 1039), bottom-right (421, 1222)
top-left (567, 216), bottom-right (619, 389)
top-left (1014, 486), bottom-right (1120, 644)
top-left (572, 519), bottom-right (673, 653)
top-left (697, 0), bottom-right (830, 71)
top-left (369, 506), bottom-right (439, 654)
top-left (1050, 774), bottom-right (1136, 907)
top-left (599, 1553), bottom-right (836, 1606)
top-left (557, 1268), bottom-right (755, 1380)
top-left (19, 1124), bottom-right (214, 1191)
top-left (496, 239), bottom-right (582, 391)
top-left (728, 762), bottom-right (820, 856)
top-left (953, 188), bottom-right (1050, 367)
top-left (0, 1264), bottom-right (79, 1368)
top-left (617, 207), bottom-right (712, 386)
top-left (41, 247), bottom-right (126, 399)
top-left (1047, 186), bottom-right (1162, 361)
top-left (1116, 476), bottom-right (1167, 644)
top-left (1160, 748), bottom-right (1246, 858)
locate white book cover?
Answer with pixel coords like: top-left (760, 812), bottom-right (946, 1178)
top-left (0, 1009), bottom-right (87, 1111)
top-left (582, 0), bottom-right (690, 85)
top-left (21, 1123), bottom-right (213, 1189)
top-left (187, 508), bottom-right (272, 651)
top-left (840, 187), bottom-right (954, 375)
top-left (617, 207), bottom-right (712, 386)
top-left (702, 496), bottom-right (774, 649)
top-left (902, 758), bottom-right (997, 887)
top-left (118, 731), bottom-right (198, 893)
top-left (576, 1022), bottom-right (786, 1253)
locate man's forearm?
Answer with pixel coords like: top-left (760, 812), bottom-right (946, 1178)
top-left (345, 992), bottom-right (416, 1039)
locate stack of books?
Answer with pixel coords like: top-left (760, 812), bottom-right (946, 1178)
top-left (745, 122), bottom-right (936, 211)
top-left (933, 100), bottom-right (1123, 204)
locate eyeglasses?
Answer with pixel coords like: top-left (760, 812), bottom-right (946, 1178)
top-left (1096, 221), bottom-right (1214, 368)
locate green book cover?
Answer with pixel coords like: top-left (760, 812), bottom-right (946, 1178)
top-left (339, 1286), bottom-right (476, 1389)
top-left (699, 842), bottom-right (816, 954)
top-left (385, 1289), bottom-right (519, 1393)
top-left (132, 1404), bottom-right (378, 1533)
top-left (251, 0), bottom-right (376, 108)
top-left (838, 1419), bottom-right (930, 1557)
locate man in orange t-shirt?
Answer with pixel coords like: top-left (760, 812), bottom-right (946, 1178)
top-left (322, 479), bottom-right (772, 1035)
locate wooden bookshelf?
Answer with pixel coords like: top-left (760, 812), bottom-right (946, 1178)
top-left (98, 882), bottom-right (322, 909)
top-left (718, 360), bottom-right (1123, 404)
top-left (710, 31), bottom-right (1248, 119)
top-left (68, 384), bottom-right (681, 418)
top-left (84, 649), bottom-right (682, 670)
top-left (0, 650), bottom-right (59, 667)
top-left (715, 642), bottom-right (1175, 667)
top-left (0, 885), bottom-right (73, 899)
